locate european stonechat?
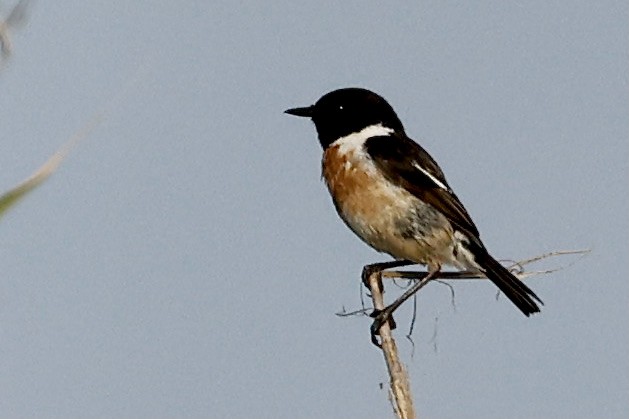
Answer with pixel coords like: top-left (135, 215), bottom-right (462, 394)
top-left (286, 88), bottom-right (542, 340)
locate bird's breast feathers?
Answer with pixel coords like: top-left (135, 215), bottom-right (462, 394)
top-left (321, 126), bottom-right (458, 267)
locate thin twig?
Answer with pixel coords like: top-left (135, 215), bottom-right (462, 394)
top-left (380, 249), bottom-right (590, 282)
top-left (406, 294), bottom-right (418, 349)
top-left (335, 307), bottom-right (370, 317)
top-left (367, 270), bottom-right (416, 419)
top-left (338, 250), bottom-right (588, 419)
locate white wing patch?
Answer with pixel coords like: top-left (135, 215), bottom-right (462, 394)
top-left (412, 161), bottom-right (449, 191)
top-left (453, 230), bottom-right (482, 271)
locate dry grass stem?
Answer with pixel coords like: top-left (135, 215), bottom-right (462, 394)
top-left (367, 270), bottom-right (416, 419)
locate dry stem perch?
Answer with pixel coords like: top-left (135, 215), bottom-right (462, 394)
top-left (360, 250), bottom-right (588, 419)
top-left (360, 249), bottom-right (590, 345)
top-left (367, 269), bottom-right (416, 419)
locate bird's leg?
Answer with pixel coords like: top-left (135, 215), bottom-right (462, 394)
top-left (361, 260), bottom-right (414, 334)
top-left (370, 267), bottom-right (440, 346)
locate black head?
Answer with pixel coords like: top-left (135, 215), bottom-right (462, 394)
top-left (285, 87), bottom-right (405, 149)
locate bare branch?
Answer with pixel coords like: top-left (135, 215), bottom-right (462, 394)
top-left (338, 250), bottom-right (589, 320)
top-left (337, 250), bottom-right (589, 418)
top-left (381, 249), bottom-right (591, 282)
top-left (504, 249), bottom-right (591, 278)
top-left (335, 307), bottom-right (370, 317)
top-left (367, 270), bottom-right (416, 419)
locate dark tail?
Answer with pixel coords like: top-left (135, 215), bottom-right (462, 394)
top-left (475, 251), bottom-right (543, 316)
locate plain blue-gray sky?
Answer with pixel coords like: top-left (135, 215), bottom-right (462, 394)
top-left (1, 1), bottom-right (627, 418)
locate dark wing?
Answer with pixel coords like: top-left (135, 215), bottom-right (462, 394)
top-left (364, 133), bottom-right (480, 239)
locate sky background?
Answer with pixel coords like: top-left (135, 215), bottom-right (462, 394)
top-left (1, 1), bottom-right (627, 418)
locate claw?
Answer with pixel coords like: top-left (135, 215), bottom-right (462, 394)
top-left (361, 264), bottom-right (381, 289)
top-left (369, 308), bottom-right (397, 347)
top-left (370, 327), bottom-right (382, 347)
top-left (370, 308), bottom-right (397, 329)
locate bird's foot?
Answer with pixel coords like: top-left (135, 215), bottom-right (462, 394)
top-left (369, 308), bottom-right (396, 347)
top-left (361, 264), bottom-right (382, 290)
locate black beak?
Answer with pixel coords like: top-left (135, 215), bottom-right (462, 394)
top-left (284, 105), bottom-right (314, 118)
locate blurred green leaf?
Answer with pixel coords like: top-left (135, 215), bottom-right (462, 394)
top-left (0, 115), bottom-right (101, 220)
top-left (0, 146), bottom-right (66, 218)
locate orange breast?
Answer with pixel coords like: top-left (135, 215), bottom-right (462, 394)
top-left (322, 144), bottom-right (456, 268)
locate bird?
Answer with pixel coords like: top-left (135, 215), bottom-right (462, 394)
top-left (285, 87), bottom-right (542, 342)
